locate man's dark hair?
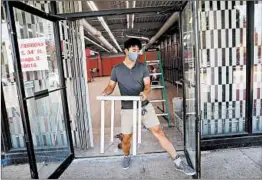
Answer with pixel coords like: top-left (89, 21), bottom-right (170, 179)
top-left (124, 38), bottom-right (142, 50)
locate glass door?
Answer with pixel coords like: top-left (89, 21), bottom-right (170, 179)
top-left (181, 0), bottom-right (201, 178)
top-left (4, 1), bottom-right (74, 178)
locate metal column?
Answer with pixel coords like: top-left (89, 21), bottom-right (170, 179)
top-left (192, 0), bottom-right (201, 178)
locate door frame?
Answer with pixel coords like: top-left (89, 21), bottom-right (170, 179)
top-left (180, 0), bottom-right (201, 179)
top-left (192, 0), bottom-right (201, 178)
top-left (1, 84), bottom-right (12, 153)
top-left (3, 1), bottom-right (74, 178)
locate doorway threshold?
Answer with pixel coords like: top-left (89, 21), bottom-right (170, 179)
top-left (74, 150), bottom-right (185, 161)
top-left (74, 120), bottom-right (184, 158)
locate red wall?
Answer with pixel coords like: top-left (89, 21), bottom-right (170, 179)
top-left (101, 55), bottom-right (125, 76)
top-left (139, 51), bottom-right (158, 61)
top-left (86, 51), bottom-right (158, 78)
top-left (86, 48), bottom-right (102, 82)
top-left (101, 52), bottom-right (158, 76)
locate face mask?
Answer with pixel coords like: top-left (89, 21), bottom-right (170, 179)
top-left (128, 52), bottom-right (139, 61)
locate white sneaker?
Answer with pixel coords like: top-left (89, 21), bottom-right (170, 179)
top-left (174, 161), bottom-right (196, 176)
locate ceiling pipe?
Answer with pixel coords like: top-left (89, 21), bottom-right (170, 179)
top-left (131, 1), bottom-right (136, 29)
top-left (126, 35), bottom-right (149, 41)
top-left (144, 12), bottom-right (179, 50)
top-left (87, 31), bottom-right (102, 44)
top-left (84, 36), bottom-right (110, 53)
top-left (87, 1), bottom-right (123, 52)
top-left (126, 1), bottom-right (130, 28)
top-left (82, 20), bottom-right (118, 53)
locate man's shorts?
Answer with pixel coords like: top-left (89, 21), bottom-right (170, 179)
top-left (120, 103), bottom-right (160, 134)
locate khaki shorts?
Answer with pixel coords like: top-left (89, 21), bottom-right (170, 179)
top-left (120, 103), bottom-right (160, 134)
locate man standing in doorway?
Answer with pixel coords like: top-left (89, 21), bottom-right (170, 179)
top-left (102, 38), bottom-right (195, 175)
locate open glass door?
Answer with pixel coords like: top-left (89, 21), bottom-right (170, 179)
top-left (181, 0), bottom-right (201, 178)
top-left (4, 1), bottom-right (74, 178)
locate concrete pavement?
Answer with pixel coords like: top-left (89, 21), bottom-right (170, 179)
top-left (60, 146), bottom-right (262, 179)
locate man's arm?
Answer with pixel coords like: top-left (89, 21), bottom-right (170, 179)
top-left (140, 64), bottom-right (151, 101)
top-left (102, 80), bottom-right (116, 96)
top-left (140, 76), bottom-right (151, 101)
top-left (102, 67), bottom-right (117, 96)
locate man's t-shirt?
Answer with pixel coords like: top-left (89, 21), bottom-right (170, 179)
top-left (111, 62), bottom-right (150, 109)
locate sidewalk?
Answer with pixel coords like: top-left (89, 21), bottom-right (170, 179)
top-left (60, 146), bottom-right (262, 179)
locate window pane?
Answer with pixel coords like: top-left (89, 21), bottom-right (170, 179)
top-left (1, 6), bottom-right (30, 179)
top-left (5, 7), bottom-right (62, 98)
top-left (3, 7), bottom-right (71, 178)
top-left (199, 1), bottom-right (247, 136)
top-left (25, 90), bottom-right (70, 178)
top-left (182, 1), bottom-right (196, 168)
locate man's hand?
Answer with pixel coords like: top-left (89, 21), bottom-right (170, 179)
top-left (102, 80), bottom-right (117, 96)
top-left (140, 92), bottom-right (147, 101)
top-left (102, 88), bottom-right (110, 96)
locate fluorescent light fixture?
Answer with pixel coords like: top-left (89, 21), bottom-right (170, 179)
top-left (126, 1), bottom-right (129, 29)
top-left (87, 1), bottom-right (97, 10)
top-left (87, 1), bottom-right (122, 52)
top-left (131, 1), bottom-right (136, 28)
top-left (126, 35), bottom-right (149, 41)
top-left (84, 36), bottom-right (110, 53)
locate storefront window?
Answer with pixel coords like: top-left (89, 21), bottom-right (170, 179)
top-left (2, 1), bottom-right (73, 177)
top-left (199, 1), bottom-right (247, 136)
top-left (1, 5), bottom-right (31, 179)
top-left (2, 1), bottom-right (89, 178)
top-left (13, 7), bottom-right (71, 178)
top-left (253, 1), bottom-right (262, 132)
top-left (1, 8), bottom-right (26, 150)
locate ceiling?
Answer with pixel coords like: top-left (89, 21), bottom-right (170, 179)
top-left (82, 0), bottom-right (185, 53)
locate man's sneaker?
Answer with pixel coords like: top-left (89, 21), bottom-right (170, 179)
top-left (122, 155), bottom-right (131, 170)
top-left (174, 161), bottom-right (196, 176)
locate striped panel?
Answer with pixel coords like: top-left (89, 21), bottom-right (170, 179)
top-left (199, 1), bottom-right (248, 136)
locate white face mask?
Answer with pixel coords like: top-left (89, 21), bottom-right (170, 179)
top-left (128, 52), bottom-right (139, 61)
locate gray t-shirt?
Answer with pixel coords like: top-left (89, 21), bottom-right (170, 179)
top-left (111, 62), bottom-right (150, 109)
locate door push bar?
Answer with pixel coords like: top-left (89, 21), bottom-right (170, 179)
top-left (97, 96), bottom-right (142, 155)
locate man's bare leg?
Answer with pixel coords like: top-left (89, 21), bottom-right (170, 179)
top-left (121, 134), bottom-right (132, 169)
top-left (121, 134), bottom-right (132, 155)
top-left (149, 125), bottom-right (177, 158)
top-left (150, 125), bottom-right (196, 175)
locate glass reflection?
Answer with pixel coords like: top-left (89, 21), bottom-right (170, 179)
top-left (182, 1), bottom-right (196, 168)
